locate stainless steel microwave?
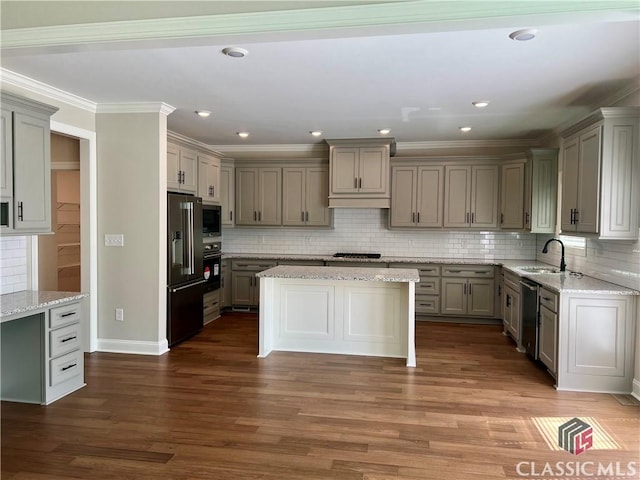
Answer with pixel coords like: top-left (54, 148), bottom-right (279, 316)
top-left (202, 204), bottom-right (221, 237)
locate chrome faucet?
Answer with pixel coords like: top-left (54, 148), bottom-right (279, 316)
top-left (541, 238), bottom-right (566, 272)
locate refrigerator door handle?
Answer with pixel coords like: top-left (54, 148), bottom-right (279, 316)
top-left (170, 280), bottom-right (207, 293)
top-left (186, 202), bottom-right (195, 275)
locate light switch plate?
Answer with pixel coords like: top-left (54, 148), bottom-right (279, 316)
top-left (105, 234), bottom-right (124, 247)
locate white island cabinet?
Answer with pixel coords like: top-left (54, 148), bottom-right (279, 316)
top-left (257, 266), bottom-right (419, 367)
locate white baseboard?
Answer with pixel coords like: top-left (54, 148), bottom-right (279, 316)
top-left (97, 338), bottom-right (169, 356)
top-left (632, 379), bottom-right (640, 401)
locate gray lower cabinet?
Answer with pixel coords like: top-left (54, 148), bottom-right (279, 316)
top-left (230, 259), bottom-right (277, 307)
top-left (1, 300), bottom-right (84, 405)
top-left (502, 271), bottom-right (522, 345)
top-left (389, 263), bottom-right (441, 315)
top-left (440, 265), bottom-right (495, 317)
top-left (203, 290), bottom-right (221, 325)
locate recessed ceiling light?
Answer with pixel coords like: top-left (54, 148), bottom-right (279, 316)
top-left (237, 132), bottom-right (249, 138)
top-left (472, 101), bottom-right (489, 108)
top-left (509, 28), bottom-right (537, 41)
top-left (310, 131), bottom-right (323, 137)
top-left (196, 110), bottom-right (211, 118)
top-left (222, 47), bottom-right (248, 58)
top-left (459, 126), bottom-right (472, 133)
top-left (378, 128), bottom-right (391, 135)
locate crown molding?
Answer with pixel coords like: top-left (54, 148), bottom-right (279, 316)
top-left (213, 144), bottom-right (327, 154)
top-left (2, 1), bottom-right (638, 51)
top-left (0, 68), bottom-right (97, 112)
top-left (397, 139), bottom-right (540, 151)
top-left (168, 130), bottom-right (223, 156)
top-left (97, 102), bottom-right (175, 115)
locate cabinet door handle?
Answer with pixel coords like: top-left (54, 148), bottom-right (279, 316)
top-left (469, 284), bottom-right (472, 295)
top-left (573, 210), bottom-right (579, 224)
top-left (253, 211), bottom-right (257, 221)
top-left (230, 211), bottom-right (233, 221)
top-left (17, 201), bottom-right (23, 221)
top-left (466, 212), bottom-right (470, 223)
top-left (258, 211), bottom-right (262, 221)
top-left (498, 285), bottom-right (501, 296)
top-left (525, 212), bottom-right (529, 224)
top-left (506, 294), bottom-right (511, 307)
top-left (569, 208), bottom-right (574, 224)
top-left (177, 171), bottom-right (182, 183)
top-left (412, 212), bottom-right (415, 223)
top-left (417, 212), bottom-right (420, 223)
top-left (500, 213), bottom-right (504, 224)
top-left (212, 186), bottom-right (214, 197)
top-left (305, 211), bottom-right (309, 222)
top-left (471, 212), bottom-right (475, 224)
top-left (359, 178), bottom-right (362, 189)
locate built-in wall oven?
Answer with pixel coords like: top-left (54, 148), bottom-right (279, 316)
top-left (203, 241), bottom-right (221, 292)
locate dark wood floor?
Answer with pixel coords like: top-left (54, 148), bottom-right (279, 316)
top-left (2, 313), bottom-right (638, 479)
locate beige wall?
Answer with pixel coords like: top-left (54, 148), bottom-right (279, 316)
top-left (96, 111), bottom-right (166, 346)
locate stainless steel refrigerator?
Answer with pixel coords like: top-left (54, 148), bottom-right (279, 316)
top-left (167, 193), bottom-right (204, 346)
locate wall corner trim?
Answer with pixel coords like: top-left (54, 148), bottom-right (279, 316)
top-left (632, 379), bottom-right (640, 402)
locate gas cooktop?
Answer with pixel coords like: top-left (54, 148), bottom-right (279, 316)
top-left (333, 253), bottom-right (382, 259)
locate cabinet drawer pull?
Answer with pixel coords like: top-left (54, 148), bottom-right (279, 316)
top-left (542, 297), bottom-right (552, 301)
top-left (419, 303), bottom-right (433, 307)
top-left (61, 312), bottom-right (76, 318)
top-left (448, 270), bottom-right (461, 273)
top-left (474, 271), bottom-right (488, 275)
top-left (60, 335), bottom-right (77, 343)
top-left (61, 363), bottom-right (77, 372)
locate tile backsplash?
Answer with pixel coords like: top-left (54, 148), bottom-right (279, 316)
top-left (0, 236), bottom-right (28, 294)
top-left (223, 208), bottom-right (537, 260)
top-left (536, 234), bottom-right (640, 290)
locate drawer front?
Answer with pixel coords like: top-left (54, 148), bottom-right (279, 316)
top-left (442, 265), bottom-right (494, 278)
top-left (539, 287), bottom-right (558, 313)
top-left (50, 349), bottom-right (83, 387)
top-left (416, 278), bottom-right (440, 295)
top-left (388, 263), bottom-right (441, 277)
top-left (231, 259), bottom-right (277, 271)
top-left (503, 271), bottom-right (520, 290)
top-left (415, 295), bottom-right (440, 315)
top-left (49, 322), bottom-right (81, 358)
top-left (49, 302), bottom-right (81, 329)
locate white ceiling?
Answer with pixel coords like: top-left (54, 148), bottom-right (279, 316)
top-left (1, 1), bottom-right (639, 152)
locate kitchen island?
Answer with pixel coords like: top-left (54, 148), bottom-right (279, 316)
top-left (1, 291), bottom-right (88, 404)
top-left (257, 265), bottom-right (420, 366)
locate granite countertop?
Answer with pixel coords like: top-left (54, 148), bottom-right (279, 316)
top-left (223, 252), bottom-right (501, 265)
top-left (501, 262), bottom-right (639, 295)
top-left (1, 290), bottom-right (88, 320)
top-left (225, 253), bottom-right (639, 295)
top-left (257, 265), bottom-right (420, 283)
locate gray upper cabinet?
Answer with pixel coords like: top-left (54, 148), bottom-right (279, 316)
top-left (282, 166), bottom-right (331, 227)
top-left (443, 165), bottom-right (499, 229)
top-left (326, 138), bottom-right (393, 208)
top-left (197, 152), bottom-right (221, 204)
top-left (220, 162), bottom-right (234, 226)
top-left (1, 92), bottom-right (58, 235)
top-left (499, 161), bottom-right (526, 230)
top-left (167, 142), bottom-right (197, 194)
top-left (525, 149), bottom-right (558, 233)
top-left (235, 167), bottom-right (282, 226)
top-left (560, 107), bottom-right (639, 239)
top-left (390, 164), bottom-right (443, 228)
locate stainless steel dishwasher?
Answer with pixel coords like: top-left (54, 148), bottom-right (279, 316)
top-left (520, 278), bottom-right (540, 359)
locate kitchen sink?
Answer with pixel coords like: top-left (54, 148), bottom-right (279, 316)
top-left (517, 266), bottom-right (561, 274)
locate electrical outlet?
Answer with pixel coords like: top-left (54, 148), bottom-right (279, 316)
top-left (115, 308), bottom-right (124, 321)
top-left (105, 234), bottom-right (124, 247)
